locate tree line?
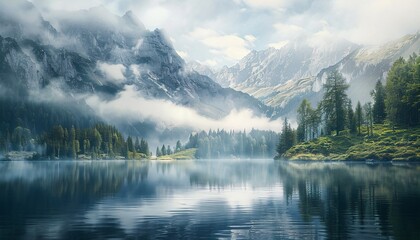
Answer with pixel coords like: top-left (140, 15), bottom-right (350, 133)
top-left (185, 129), bottom-right (279, 159)
top-left (1, 122), bottom-right (150, 160)
top-left (0, 97), bottom-right (151, 159)
top-left (277, 53), bottom-right (420, 156)
top-left (156, 140), bottom-right (182, 157)
top-left (0, 97), bottom-right (96, 152)
top-left (42, 124), bottom-right (150, 159)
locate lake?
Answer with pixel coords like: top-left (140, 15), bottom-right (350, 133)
top-left (1, 160), bottom-right (419, 239)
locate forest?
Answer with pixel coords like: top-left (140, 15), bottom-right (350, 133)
top-left (182, 129), bottom-right (279, 159)
top-left (277, 54), bottom-right (420, 159)
top-left (1, 54), bottom-right (418, 161)
top-left (2, 122), bottom-right (150, 160)
top-left (0, 97), bottom-right (150, 160)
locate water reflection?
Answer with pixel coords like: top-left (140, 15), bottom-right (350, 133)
top-left (0, 160), bottom-right (419, 239)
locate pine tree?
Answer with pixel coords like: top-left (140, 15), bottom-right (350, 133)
top-left (296, 124), bottom-right (305, 143)
top-left (175, 140), bottom-right (182, 153)
top-left (106, 131), bottom-right (112, 155)
top-left (276, 118), bottom-right (295, 156)
top-left (161, 145), bottom-right (166, 156)
top-left (197, 138), bottom-right (211, 158)
top-left (70, 126), bottom-right (77, 159)
top-left (123, 143), bottom-right (130, 159)
top-left (83, 139), bottom-right (90, 154)
top-left (364, 102), bottom-right (374, 136)
top-left (93, 128), bottom-right (102, 155)
top-left (127, 136), bottom-right (133, 152)
top-left (308, 105), bottom-right (321, 139)
top-left (297, 99), bottom-right (311, 142)
top-left (371, 80), bottom-right (386, 123)
top-left (385, 55), bottom-right (420, 128)
top-left (347, 100), bottom-right (357, 134)
top-left (355, 101), bottom-right (363, 135)
top-left (132, 147), bottom-right (137, 159)
top-left (156, 147), bottom-right (161, 157)
top-left (52, 125), bottom-right (64, 158)
top-left (321, 70), bottom-right (349, 135)
top-left (139, 138), bottom-right (149, 156)
top-left (135, 137), bottom-right (140, 152)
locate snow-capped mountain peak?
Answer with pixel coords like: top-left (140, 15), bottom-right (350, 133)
top-left (188, 31), bottom-right (419, 118)
top-left (212, 37), bottom-right (359, 89)
top-left (0, 1), bottom-right (270, 121)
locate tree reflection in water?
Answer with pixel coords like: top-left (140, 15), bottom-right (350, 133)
top-left (0, 160), bottom-right (419, 239)
top-left (276, 162), bottom-right (420, 240)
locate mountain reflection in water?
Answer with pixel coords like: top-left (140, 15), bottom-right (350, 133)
top-left (0, 160), bottom-right (419, 239)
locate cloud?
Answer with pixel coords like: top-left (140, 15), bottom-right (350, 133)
top-left (27, 0), bottom-right (420, 67)
top-left (268, 40), bottom-right (289, 49)
top-left (244, 34), bottom-right (256, 43)
top-left (129, 64), bottom-right (141, 77)
top-left (27, 79), bottom-right (89, 106)
top-left (331, 0), bottom-right (420, 45)
top-left (307, 29), bottom-right (337, 48)
top-left (31, 0), bottom-right (104, 12)
top-left (86, 85), bottom-right (282, 132)
top-left (0, 0), bottom-right (59, 43)
top-left (189, 28), bottom-right (218, 39)
top-left (273, 22), bottom-right (304, 39)
top-left (141, 6), bottom-right (169, 29)
top-left (239, 0), bottom-right (286, 10)
top-left (189, 27), bottom-right (253, 61)
top-left (97, 62), bottom-right (126, 82)
top-left (202, 59), bottom-right (218, 67)
top-left (176, 50), bottom-right (189, 59)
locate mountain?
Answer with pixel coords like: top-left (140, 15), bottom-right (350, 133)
top-left (206, 33), bottom-right (419, 116)
top-left (186, 61), bottom-right (217, 80)
top-left (0, 1), bottom-right (270, 123)
top-left (0, 28), bottom-right (110, 96)
top-left (0, 0), bottom-right (58, 43)
top-left (313, 33), bottom-right (420, 103)
top-left (0, 0), bottom-right (279, 147)
top-left (203, 38), bottom-right (359, 116)
top-left (213, 38), bottom-right (358, 88)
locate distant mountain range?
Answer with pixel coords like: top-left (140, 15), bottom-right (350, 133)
top-left (190, 32), bottom-right (420, 116)
top-left (1, 0), bottom-right (419, 136)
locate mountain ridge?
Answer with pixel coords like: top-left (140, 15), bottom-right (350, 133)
top-left (0, 0), bottom-right (278, 145)
top-left (0, 1), bottom-right (271, 121)
top-left (191, 32), bottom-right (419, 117)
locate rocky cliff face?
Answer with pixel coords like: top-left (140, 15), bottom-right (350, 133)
top-left (0, 1), bottom-right (270, 119)
top-left (0, 35), bottom-right (102, 94)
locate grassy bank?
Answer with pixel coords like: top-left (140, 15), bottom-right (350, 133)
top-left (281, 124), bottom-right (420, 161)
top-left (156, 148), bottom-right (197, 160)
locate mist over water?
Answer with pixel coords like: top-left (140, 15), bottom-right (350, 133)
top-left (1, 160), bottom-right (419, 239)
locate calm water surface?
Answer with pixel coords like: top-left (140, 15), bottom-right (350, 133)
top-left (0, 160), bottom-right (419, 239)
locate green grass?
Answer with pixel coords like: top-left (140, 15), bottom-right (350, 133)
top-left (157, 148), bottom-right (197, 160)
top-left (129, 152), bottom-right (149, 160)
top-left (283, 124), bottom-right (420, 161)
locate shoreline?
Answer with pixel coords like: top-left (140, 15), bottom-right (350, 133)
top-left (274, 157), bottom-right (420, 163)
top-left (278, 125), bottom-right (419, 162)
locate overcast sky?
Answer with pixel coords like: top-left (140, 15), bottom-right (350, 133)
top-left (31, 0), bottom-right (420, 68)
